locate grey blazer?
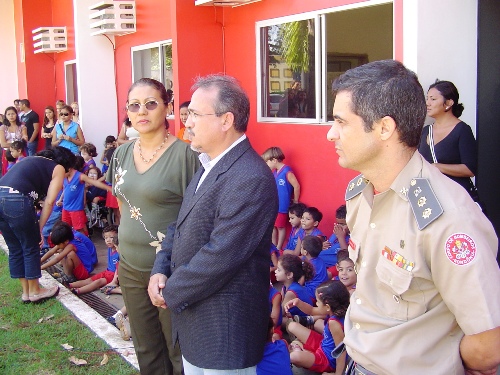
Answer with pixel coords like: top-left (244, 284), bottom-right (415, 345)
top-left (152, 138), bottom-right (278, 369)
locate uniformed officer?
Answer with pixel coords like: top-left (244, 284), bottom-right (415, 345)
top-left (327, 59), bottom-right (500, 375)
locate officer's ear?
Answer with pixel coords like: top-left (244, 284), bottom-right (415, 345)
top-left (378, 116), bottom-right (397, 141)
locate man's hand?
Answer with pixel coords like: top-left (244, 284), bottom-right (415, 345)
top-left (148, 273), bottom-right (168, 309)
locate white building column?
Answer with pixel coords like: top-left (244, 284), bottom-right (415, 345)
top-left (403, 0), bottom-right (478, 132)
top-left (73, 0), bottom-right (119, 161)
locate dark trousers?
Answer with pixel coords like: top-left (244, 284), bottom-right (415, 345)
top-left (119, 260), bottom-right (183, 375)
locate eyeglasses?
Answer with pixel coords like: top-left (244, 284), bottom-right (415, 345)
top-left (59, 113), bottom-right (70, 116)
top-left (126, 100), bottom-right (160, 112)
top-left (187, 109), bottom-right (220, 120)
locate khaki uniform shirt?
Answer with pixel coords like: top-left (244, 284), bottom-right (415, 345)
top-left (344, 151), bottom-right (500, 375)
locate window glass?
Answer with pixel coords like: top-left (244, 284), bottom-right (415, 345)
top-left (261, 19), bottom-right (316, 119)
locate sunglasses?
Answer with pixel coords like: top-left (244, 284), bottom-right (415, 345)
top-left (126, 100), bottom-right (159, 113)
top-left (60, 113), bottom-right (70, 116)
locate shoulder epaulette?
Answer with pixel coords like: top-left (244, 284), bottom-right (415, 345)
top-left (407, 177), bottom-right (443, 230)
top-left (345, 175), bottom-right (368, 201)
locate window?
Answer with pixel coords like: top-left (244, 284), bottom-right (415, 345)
top-left (65, 60), bottom-right (78, 104)
top-left (132, 41), bottom-right (173, 113)
top-left (257, 1), bottom-right (393, 122)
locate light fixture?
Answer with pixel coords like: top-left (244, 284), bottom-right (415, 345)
top-left (195, 0), bottom-right (262, 7)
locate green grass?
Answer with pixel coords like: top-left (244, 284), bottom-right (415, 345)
top-left (0, 250), bottom-right (138, 375)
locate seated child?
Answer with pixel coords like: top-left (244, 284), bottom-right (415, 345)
top-left (68, 225), bottom-right (119, 295)
top-left (284, 206), bottom-right (324, 256)
top-left (319, 205), bottom-right (349, 277)
top-left (334, 250), bottom-right (357, 295)
top-left (301, 236), bottom-right (329, 301)
top-left (4, 149), bottom-right (17, 171)
top-left (42, 221), bottom-right (97, 283)
top-left (256, 318), bottom-right (293, 375)
top-left (60, 157), bottom-right (111, 235)
top-left (269, 282), bottom-right (283, 341)
top-left (10, 140), bottom-right (26, 163)
top-left (262, 146), bottom-right (301, 250)
top-left (275, 254), bottom-right (315, 322)
top-left (80, 142), bottom-right (97, 174)
top-left (285, 280), bottom-right (350, 374)
top-left (85, 165), bottom-right (107, 209)
top-left (283, 202), bottom-right (307, 254)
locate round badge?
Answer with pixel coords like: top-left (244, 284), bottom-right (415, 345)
top-left (445, 233), bottom-right (476, 266)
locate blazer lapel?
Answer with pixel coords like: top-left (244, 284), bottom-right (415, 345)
top-left (175, 138), bottom-right (251, 227)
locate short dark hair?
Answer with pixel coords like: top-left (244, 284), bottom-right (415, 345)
top-left (35, 146), bottom-right (76, 172)
top-left (302, 235), bottom-right (323, 257)
top-left (127, 78), bottom-right (170, 130)
top-left (192, 74), bottom-right (250, 132)
top-left (261, 146), bottom-right (285, 162)
top-left (289, 202), bottom-right (307, 218)
top-left (80, 142), bottom-right (97, 157)
top-left (10, 140), bottom-right (26, 152)
top-left (179, 101), bottom-right (190, 109)
top-left (105, 135), bottom-right (116, 144)
top-left (50, 222), bottom-right (74, 245)
top-left (335, 204), bottom-right (347, 220)
top-left (20, 99), bottom-right (30, 108)
top-left (336, 249), bottom-right (352, 265)
top-left (304, 206), bottom-right (323, 223)
top-left (428, 80), bottom-right (464, 118)
top-left (103, 224), bottom-right (118, 235)
top-left (332, 59), bottom-right (426, 148)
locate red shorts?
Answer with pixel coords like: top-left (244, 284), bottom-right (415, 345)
top-left (106, 191), bottom-right (118, 209)
top-left (91, 269), bottom-right (115, 283)
top-left (274, 213), bottom-right (288, 228)
top-left (73, 262), bottom-right (89, 280)
top-left (62, 209), bottom-right (88, 231)
top-left (303, 330), bottom-right (335, 373)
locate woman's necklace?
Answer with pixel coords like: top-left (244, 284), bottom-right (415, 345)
top-left (137, 133), bottom-right (169, 164)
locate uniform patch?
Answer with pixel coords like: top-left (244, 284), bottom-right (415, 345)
top-left (445, 233), bottom-right (477, 266)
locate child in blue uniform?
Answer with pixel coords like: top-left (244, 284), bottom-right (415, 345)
top-left (269, 283), bottom-right (283, 340)
top-left (319, 205), bottom-right (349, 277)
top-left (256, 318), bottom-right (293, 375)
top-left (68, 225), bottom-right (119, 294)
top-left (60, 158), bottom-right (110, 235)
top-left (79, 142), bottom-right (97, 174)
top-left (301, 235), bottom-right (329, 301)
top-left (275, 254), bottom-right (315, 322)
top-left (285, 280), bottom-right (350, 374)
top-left (262, 147), bottom-right (301, 250)
top-left (283, 202), bottom-right (307, 254)
top-left (334, 250), bottom-right (357, 295)
top-left (41, 221), bottom-right (97, 283)
top-left (285, 206), bottom-right (324, 256)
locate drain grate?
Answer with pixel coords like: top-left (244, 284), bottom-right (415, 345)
top-left (78, 293), bottom-right (118, 318)
top-left (44, 265), bottom-right (118, 319)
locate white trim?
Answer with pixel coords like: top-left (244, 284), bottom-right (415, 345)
top-left (256, 0), bottom-right (394, 124)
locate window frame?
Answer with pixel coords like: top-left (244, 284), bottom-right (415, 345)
top-left (256, 0), bottom-right (393, 124)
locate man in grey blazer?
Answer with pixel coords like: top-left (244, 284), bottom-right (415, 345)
top-left (149, 75), bottom-right (278, 374)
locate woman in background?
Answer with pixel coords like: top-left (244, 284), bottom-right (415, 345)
top-left (41, 106), bottom-right (56, 149)
top-left (418, 80), bottom-right (478, 197)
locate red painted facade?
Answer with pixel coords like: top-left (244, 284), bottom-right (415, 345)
top-left (10, 0), bottom-right (404, 233)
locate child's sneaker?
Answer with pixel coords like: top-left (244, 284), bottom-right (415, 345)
top-left (106, 315), bottom-right (117, 327)
top-left (57, 274), bottom-right (77, 287)
top-left (293, 315), bottom-right (314, 329)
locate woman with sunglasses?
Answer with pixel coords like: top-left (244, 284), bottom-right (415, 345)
top-left (107, 78), bottom-right (199, 374)
top-left (51, 105), bottom-right (85, 154)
